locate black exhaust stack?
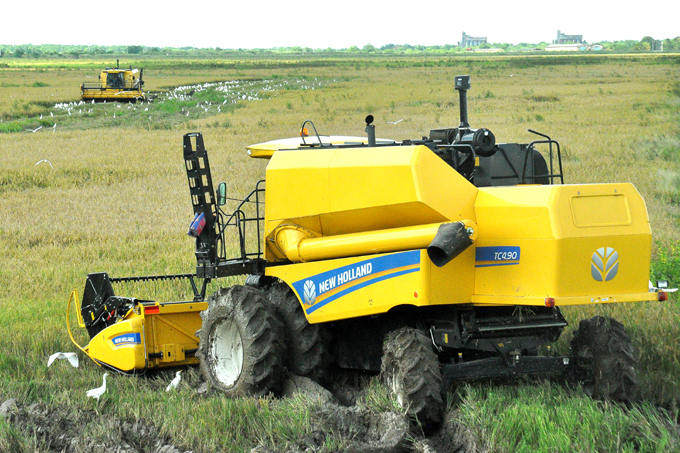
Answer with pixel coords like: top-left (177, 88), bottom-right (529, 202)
top-left (453, 75), bottom-right (497, 157)
top-left (455, 75), bottom-right (471, 129)
top-left (365, 115), bottom-right (376, 147)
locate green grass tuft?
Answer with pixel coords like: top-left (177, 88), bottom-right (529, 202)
top-left (456, 382), bottom-right (679, 453)
top-left (652, 241), bottom-right (680, 285)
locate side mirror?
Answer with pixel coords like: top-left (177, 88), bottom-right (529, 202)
top-left (216, 182), bottom-right (227, 206)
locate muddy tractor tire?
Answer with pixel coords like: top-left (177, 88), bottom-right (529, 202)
top-left (265, 282), bottom-right (331, 383)
top-left (570, 315), bottom-right (638, 402)
top-left (381, 327), bottom-right (444, 427)
top-left (197, 285), bottom-right (286, 397)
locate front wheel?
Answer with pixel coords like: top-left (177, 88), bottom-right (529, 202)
top-left (381, 327), bottom-right (443, 428)
top-left (265, 282), bottom-right (331, 383)
top-left (570, 315), bottom-right (638, 401)
top-left (197, 285), bottom-right (286, 397)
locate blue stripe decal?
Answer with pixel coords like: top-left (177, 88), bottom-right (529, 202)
top-left (293, 250), bottom-right (421, 313)
top-left (305, 267), bottom-right (419, 315)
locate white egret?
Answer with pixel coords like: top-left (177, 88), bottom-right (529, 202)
top-left (87, 373), bottom-right (108, 401)
top-left (166, 371), bottom-right (182, 392)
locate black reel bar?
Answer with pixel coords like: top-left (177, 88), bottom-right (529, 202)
top-left (80, 272), bottom-right (203, 339)
top-left (184, 133), bottom-right (219, 280)
top-left (80, 272), bottom-right (138, 338)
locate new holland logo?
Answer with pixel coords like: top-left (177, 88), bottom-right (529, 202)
top-left (303, 280), bottom-right (317, 305)
top-left (591, 247), bottom-right (619, 282)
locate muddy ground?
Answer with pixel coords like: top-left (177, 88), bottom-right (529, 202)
top-left (1, 375), bottom-right (479, 453)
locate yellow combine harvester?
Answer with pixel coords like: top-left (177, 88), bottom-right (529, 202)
top-left (80, 59), bottom-right (145, 102)
top-left (70, 75), bottom-right (670, 426)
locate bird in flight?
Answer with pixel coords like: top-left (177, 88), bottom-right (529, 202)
top-left (35, 159), bottom-right (54, 168)
top-left (47, 352), bottom-right (79, 368)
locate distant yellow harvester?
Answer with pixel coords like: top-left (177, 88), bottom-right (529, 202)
top-left (81, 59), bottom-right (145, 102)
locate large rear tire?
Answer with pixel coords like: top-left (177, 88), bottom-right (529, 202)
top-left (570, 315), bottom-right (638, 402)
top-left (265, 282), bottom-right (331, 383)
top-left (197, 285), bottom-right (286, 397)
top-left (381, 327), bottom-right (443, 428)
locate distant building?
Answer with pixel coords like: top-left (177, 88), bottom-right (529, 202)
top-left (545, 43), bottom-right (602, 52)
top-left (554, 30), bottom-right (584, 44)
top-left (460, 32), bottom-right (488, 48)
top-left (472, 48), bottom-right (504, 53)
top-left (545, 44), bottom-right (585, 52)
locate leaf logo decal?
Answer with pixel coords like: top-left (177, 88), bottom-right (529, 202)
top-left (303, 280), bottom-right (317, 305)
top-left (591, 247), bottom-right (619, 282)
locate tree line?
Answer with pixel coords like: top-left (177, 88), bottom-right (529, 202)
top-left (1, 36), bottom-right (679, 58)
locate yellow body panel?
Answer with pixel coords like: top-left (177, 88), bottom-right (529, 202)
top-left (264, 145), bottom-right (478, 261)
top-left (266, 249), bottom-right (476, 324)
top-left (473, 183), bottom-right (652, 303)
top-left (81, 89), bottom-right (144, 101)
top-left (246, 135), bottom-right (393, 159)
top-left (261, 144), bottom-right (656, 323)
top-left (267, 251), bottom-right (426, 323)
top-left (86, 316), bottom-right (147, 371)
top-left (84, 301), bottom-right (206, 371)
top-left (143, 301), bottom-right (207, 368)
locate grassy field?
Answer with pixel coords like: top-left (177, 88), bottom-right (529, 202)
top-left (1, 53), bottom-right (680, 452)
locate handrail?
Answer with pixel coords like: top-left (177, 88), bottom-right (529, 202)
top-left (215, 180), bottom-right (266, 264)
top-left (520, 130), bottom-right (564, 185)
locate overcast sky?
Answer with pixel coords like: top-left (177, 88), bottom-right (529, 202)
top-left (2, 0), bottom-right (678, 49)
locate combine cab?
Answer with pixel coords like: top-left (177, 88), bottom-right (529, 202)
top-left (69, 75), bottom-right (671, 427)
top-left (81, 59), bottom-right (145, 102)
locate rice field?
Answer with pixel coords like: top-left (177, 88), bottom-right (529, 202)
top-left (1, 53), bottom-right (679, 452)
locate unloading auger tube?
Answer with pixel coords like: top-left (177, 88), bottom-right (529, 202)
top-left (270, 220), bottom-right (478, 264)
